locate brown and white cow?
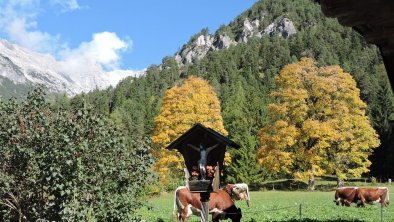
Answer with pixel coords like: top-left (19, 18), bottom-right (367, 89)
top-left (223, 183), bottom-right (251, 207)
top-left (174, 186), bottom-right (242, 222)
top-left (334, 187), bottom-right (359, 206)
top-left (356, 187), bottom-right (389, 207)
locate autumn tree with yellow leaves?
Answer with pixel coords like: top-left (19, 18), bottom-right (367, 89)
top-left (257, 58), bottom-right (380, 190)
top-left (152, 76), bottom-right (228, 187)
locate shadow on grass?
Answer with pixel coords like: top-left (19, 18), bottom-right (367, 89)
top-left (247, 219), bottom-right (364, 222)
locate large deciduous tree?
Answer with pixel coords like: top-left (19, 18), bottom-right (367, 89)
top-left (152, 76), bottom-right (227, 186)
top-left (257, 58), bottom-right (380, 190)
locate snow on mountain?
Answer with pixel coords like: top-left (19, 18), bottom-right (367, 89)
top-left (0, 39), bottom-right (141, 96)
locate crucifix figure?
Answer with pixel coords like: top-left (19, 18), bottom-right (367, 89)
top-left (188, 143), bottom-right (218, 179)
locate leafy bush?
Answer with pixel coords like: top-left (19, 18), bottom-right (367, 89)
top-left (0, 87), bottom-right (153, 221)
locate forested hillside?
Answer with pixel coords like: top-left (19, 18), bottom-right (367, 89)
top-left (65, 0), bottom-right (394, 184)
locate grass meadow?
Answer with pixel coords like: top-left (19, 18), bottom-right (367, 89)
top-left (137, 184), bottom-right (394, 222)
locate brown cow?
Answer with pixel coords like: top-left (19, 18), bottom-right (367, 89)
top-left (356, 187), bottom-right (389, 207)
top-left (334, 187), bottom-right (358, 207)
top-left (174, 186), bottom-right (242, 222)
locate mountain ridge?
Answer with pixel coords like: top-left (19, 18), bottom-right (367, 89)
top-left (174, 16), bottom-right (297, 66)
top-left (0, 39), bottom-right (143, 98)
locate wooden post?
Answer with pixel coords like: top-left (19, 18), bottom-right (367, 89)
top-left (381, 204), bottom-right (383, 222)
top-left (299, 204), bottom-right (302, 222)
top-left (200, 192), bottom-right (210, 222)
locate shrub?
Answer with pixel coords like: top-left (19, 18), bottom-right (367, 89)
top-left (0, 87), bottom-right (153, 221)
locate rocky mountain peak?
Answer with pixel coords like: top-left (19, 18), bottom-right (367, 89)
top-left (175, 33), bottom-right (215, 64)
top-left (196, 35), bottom-right (213, 47)
top-left (236, 18), bottom-right (261, 43)
top-left (175, 15), bottom-right (297, 66)
top-left (262, 17), bottom-right (297, 38)
top-left (213, 34), bottom-right (236, 50)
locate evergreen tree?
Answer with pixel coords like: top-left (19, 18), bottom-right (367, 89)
top-left (369, 66), bottom-right (394, 177)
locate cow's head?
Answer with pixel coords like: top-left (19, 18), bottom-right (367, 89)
top-left (224, 183), bottom-right (250, 207)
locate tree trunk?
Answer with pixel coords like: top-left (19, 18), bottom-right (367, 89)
top-left (308, 177), bottom-right (315, 191)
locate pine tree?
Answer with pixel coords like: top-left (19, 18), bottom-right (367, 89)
top-left (369, 66), bottom-right (394, 177)
top-left (223, 81), bottom-right (268, 185)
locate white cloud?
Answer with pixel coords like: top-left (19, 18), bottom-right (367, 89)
top-left (60, 32), bottom-right (132, 71)
top-left (57, 32), bottom-right (137, 89)
top-left (106, 69), bottom-right (145, 87)
top-left (0, 0), bottom-right (80, 53)
top-left (6, 17), bottom-right (61, 53)
top-left (0, 0), bottom-right (62, 53)
top-left (50, 0), bottom-right (81, 12)
top-left (0, 0), bottom-right (38, 28)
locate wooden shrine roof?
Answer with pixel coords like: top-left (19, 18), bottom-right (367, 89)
top-left (318, 0), bottom-right (394, 88)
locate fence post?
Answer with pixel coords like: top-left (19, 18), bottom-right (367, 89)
top-left (299, 204), bottom-right (302, 222)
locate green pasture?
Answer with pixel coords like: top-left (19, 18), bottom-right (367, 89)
top-left (137, 184), bottom-right (394, 222)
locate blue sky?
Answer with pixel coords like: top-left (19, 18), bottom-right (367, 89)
top-left (0, 0), bottom-right (256, 72)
